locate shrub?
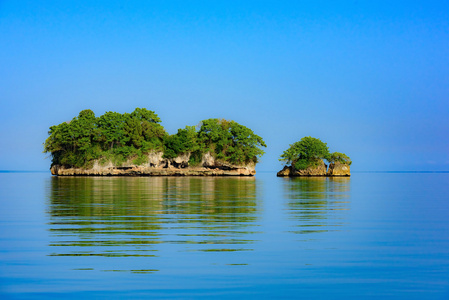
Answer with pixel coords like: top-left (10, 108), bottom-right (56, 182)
top-left (328, 152), bottom-right (352, 165)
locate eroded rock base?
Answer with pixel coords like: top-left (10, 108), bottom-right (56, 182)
top-left (277, 160), bottom-right (350, 177)
top-left (51, 165), bottom-right (255, 176)
top-left (327, 162), bottom-right (351, 176)
top-left (50, 152), bottom-right (256, 176)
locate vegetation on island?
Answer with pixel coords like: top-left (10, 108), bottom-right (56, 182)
top-left (327, 152), bottom-right (352, 165)
top-left (43, 108), bottom-right (266, 168)
top-left (279, 136), bottom-right (351, 170)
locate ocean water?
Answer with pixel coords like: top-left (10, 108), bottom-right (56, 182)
top-left (0, 172), bottom-right (448, 299)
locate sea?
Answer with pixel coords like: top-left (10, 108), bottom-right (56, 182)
top-left (0, 171), bottom-right (448, 299)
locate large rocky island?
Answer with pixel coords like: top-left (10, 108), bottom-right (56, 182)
top-left (277, 136), bottom-right (351, 177)
top-left (45, 108), bottom-right (266, 176)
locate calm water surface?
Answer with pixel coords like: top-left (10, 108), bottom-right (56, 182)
top-left (0, 172), bottom-right (448, 299)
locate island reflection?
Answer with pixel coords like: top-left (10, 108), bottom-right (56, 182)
top-left (46, 176), bottom-right (260, 264)
top-left (281, 177), bottom-right (351, 235)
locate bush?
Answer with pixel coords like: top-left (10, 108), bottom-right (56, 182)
top-left (328, 152), bottom-right (352, 165)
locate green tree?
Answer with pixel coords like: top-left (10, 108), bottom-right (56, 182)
top-left (129, 108), bottom-right (166, 151)
top-left (44, 109), bottom-right (98, 167)
top-left (44, 122), bottom-right (74, 166)
top-left (279, 136), bottom-right (330, 170)
top-left (130, 108), bottom-right (161, 123)
top-left (71, 109), bottom-right (98, 164)
top-left (328, 152), bottom-right (352, 165)
top-left (228, 121), bottom-right (266, 164)
top-left (124, 117), bottom-right (144, 148)
top-left (96, 111), bottom-right (129, 150)
top-left (164, 126), bottom-right (200, 159)
top-left (197, 119), bottom-right (266, 164)
top-left (198, 119), bottom-right (232, 156)
top-left (44, 109), bottom-right (266, 169)
top-left (141, 120), bottom-right (167, 151)
top-left (70, 109), bottom-right (96, 151)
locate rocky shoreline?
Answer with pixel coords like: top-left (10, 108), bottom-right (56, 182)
top-left (51, 165), bottom-right (255, 176)
top-left (277, 160), bottom-right (350, 177)
top-left (50, 152), bottom-right (256, 176)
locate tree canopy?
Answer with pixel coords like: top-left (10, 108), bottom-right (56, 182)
top-left (197, 119), bottom-right (266, 164)
top-left (44, 109), bottom-right (266, 168)
top-left (279, 136), bottom-right (351, 170)
top-left (328, 152), bottom-right (352, 165)
top-left (44, 108), bottom-right (167, 167)
top-left (163, 119), bottom-right (266, 165)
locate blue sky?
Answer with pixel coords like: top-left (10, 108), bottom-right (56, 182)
top-left (1, 0), bottom-right (448, 171)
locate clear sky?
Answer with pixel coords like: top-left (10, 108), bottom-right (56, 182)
top-left (1, 0), bottom-right (448, 171)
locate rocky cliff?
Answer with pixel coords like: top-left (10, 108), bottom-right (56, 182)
top-left (51, 152), bottom-right (256, 176)
top-left (326, 162), bottom-right (351, 176)
top-left (277, 159), bottom-right (350, 177)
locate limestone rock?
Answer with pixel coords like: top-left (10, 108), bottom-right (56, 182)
top-left (201, 152), bottom-right (215, 168)
top-left (327, 162), bottom-right (351, 176)
top-left (277, 166), bottom-right (292, 176)
top-left (147, 151), bottom-right (164, 167)
top-left (277, 159), bottom-right (351, 177)
top-left (50, 152), bottom-right (256, 176)
top-left (277, 160), bottom-right (328, 177)
top-left (291, 160), bottom-right (327, 176)
top-left (172, 152), bottom-right (190, 168)
top-left (50, 164), bottom-right (255, 176)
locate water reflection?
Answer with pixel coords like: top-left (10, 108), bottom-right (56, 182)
top-left (282, 177), bottom-right (350, 235)
top-left (46, 176), bottom-right (260, 271)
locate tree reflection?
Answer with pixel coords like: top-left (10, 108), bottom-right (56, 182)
top-left (282, 177), bottom-right (350, 235)
top-left (46, 176), bottom-right (259, 263)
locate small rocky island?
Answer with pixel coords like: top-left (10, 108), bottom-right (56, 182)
top-left (277, 136), bottom-right (351, 177)
top-left (44, 108), bottom-right (266, 176)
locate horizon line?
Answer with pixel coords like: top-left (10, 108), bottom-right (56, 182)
top-left (2, 170), bottom-right (449, 174)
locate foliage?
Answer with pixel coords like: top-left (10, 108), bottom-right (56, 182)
top-left (279, 137), bottom-right (352, 170)
top-left (96, 111), bottom-right (128, 150)
top-left (130, 107), bottom-right (161, 123)
top-left (163, 119), bottom-right (266, 165)
top-left (43, 109), bottom-right (99, 167)
top-left (328, 152), bottom-right (352, 165)
top-left (279, 136), bottom-right (330, 170)
top-left (197, 119), bottom-right (266, 164)
top-left (44, 109), bottom-right (266, 168)
top-left (44, 108), bottom-right (167, 168)
top-left (163, 126), bottom-right (199, 159)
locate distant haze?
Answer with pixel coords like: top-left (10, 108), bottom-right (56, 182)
top-left (1, 1), bottom-right (448, 171)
